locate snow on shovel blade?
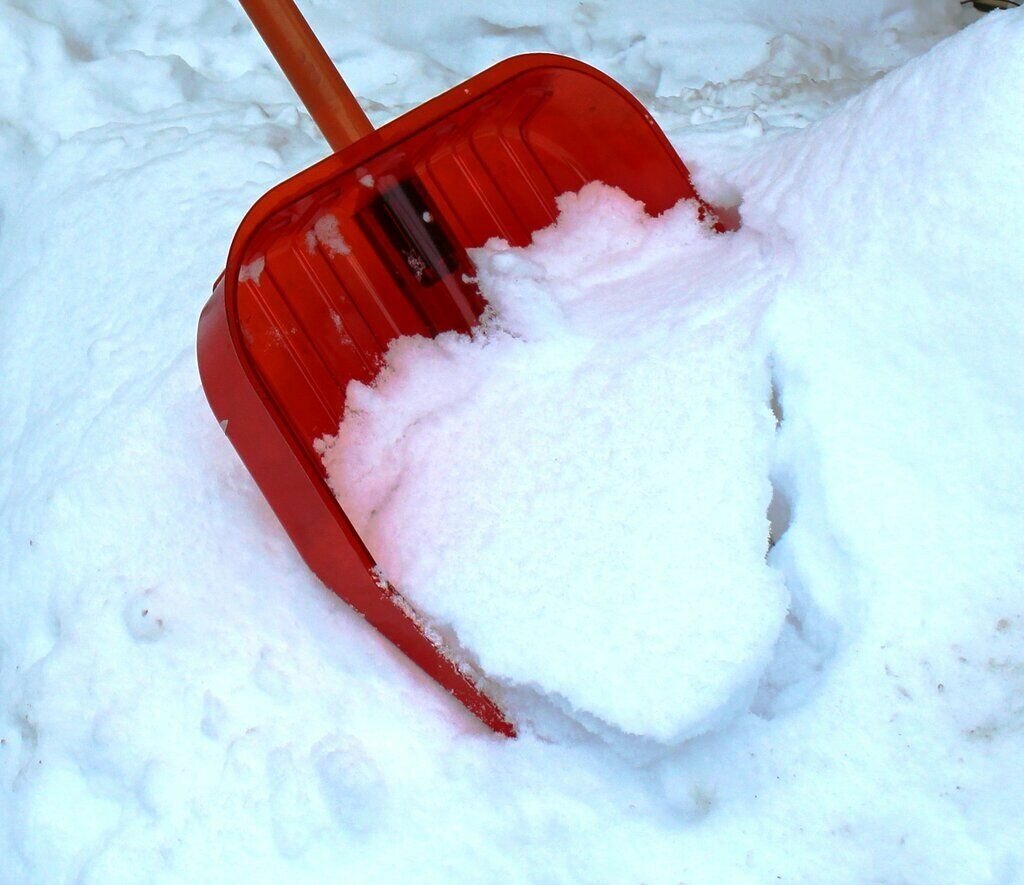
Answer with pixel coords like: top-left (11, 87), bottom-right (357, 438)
top-left (198, 0), bottom-right (732, 737)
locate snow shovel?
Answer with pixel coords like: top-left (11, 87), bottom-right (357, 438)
top-left (197, 0), bottom-right (734, 738)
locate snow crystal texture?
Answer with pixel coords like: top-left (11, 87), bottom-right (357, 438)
top-left (319, 185), bottom-right (787, 742)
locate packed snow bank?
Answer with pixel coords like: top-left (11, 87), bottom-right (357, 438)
top-left (669, 8), bottom-right (1024, 875)
top-left (741, 7), bottom-right (1024, 639)
top-left (319, 184), bottom-right (787, 742)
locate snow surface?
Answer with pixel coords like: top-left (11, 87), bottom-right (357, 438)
top-left (3, 0), bottom-right (1023, 882)
top-left (318, 185), bottom-right (788, 743)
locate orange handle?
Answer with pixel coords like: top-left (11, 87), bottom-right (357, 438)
top-left (239, 0), bottom-right (375, 152)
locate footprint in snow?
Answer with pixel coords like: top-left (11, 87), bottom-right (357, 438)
top-left (252, 646), bottom-right (292, 700)
top-left (312, 734), bottom-right (387, 836)
top-left (266, 747), bottom-right (313, 859)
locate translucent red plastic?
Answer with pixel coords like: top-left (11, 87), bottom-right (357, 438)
top-left (197, 53), bottom-right (728, 737)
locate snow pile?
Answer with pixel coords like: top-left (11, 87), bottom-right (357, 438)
top-left (738, 3), bottom-right (1024, 773)
top-left (319, 185), bottom-right (787, 742)
top-left (3, 0), bottom-right (1023, 881)
top-left (745, 6), bottom-right (1024, 658)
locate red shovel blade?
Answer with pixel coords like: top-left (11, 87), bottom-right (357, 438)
top-left (197, 53), bottom-right (728, 737)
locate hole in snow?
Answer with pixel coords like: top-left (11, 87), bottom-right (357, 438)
top-left (770, 377), bottom-right (783, 424)
top-left (767, 378), bottom-right (791, 548)
top-left (767, 483), bottom-right (791, 549)
top-left (754, 374), bottom-right (839, 720)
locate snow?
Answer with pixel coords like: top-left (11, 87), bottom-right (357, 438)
top-left (305, 214), bottom-right (350, 256)
top-left (2, 0), bottom-right (1023, 882)
top-left (318, 184), bottom-right (788, 743)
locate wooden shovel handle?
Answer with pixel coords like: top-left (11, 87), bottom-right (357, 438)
top-left (239, 0), bottom-right (374, 151)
